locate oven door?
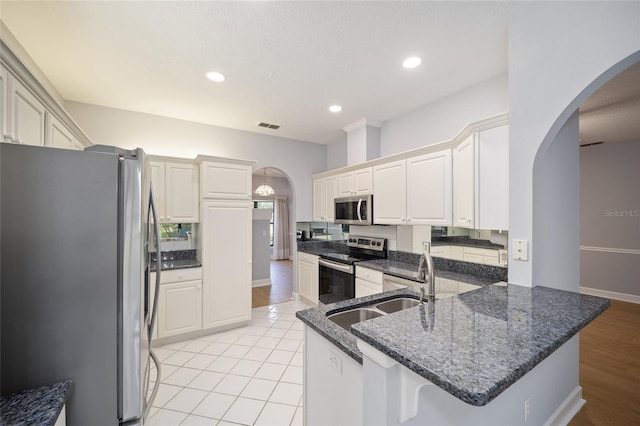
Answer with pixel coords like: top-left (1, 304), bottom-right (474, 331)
top-left (318, 259), bottom-right (355, 304)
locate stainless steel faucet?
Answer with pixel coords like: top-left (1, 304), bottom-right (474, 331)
top-left (417, 251), bottom-right (435, 303)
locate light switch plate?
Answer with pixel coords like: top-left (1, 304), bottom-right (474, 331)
top-left (513, 239), bottom-right (529, 261)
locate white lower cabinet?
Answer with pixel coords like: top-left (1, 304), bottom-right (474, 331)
top-left (355, 266), bottom-right (383, 297)
top-left (304, 326), bottom-right (362, 426)
top-left (297, 252), bottom-right (319, 304)
top-left (152, 268), bottom-right (203, 340)
top-left (157, 268), bottom-right (203, 339)
top-left (201, 200), bottom-right (252, 329)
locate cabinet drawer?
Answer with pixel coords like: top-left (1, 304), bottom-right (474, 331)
top-left (298, 252), bottom-right (319, 263)
top-left (450, 246), bottom-right (464, 260)
top-left (355, 278), bottom-right (382, 298)
top-left (355, 266), bottom-right (383, 284)
top-left (159, 267), bottom-right (203, 284)
top-left (464, 247), bottom-right (497, 257)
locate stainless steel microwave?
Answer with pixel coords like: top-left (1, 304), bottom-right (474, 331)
top-left (334, 195), bottom-right (373, 225)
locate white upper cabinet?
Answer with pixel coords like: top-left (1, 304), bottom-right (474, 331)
top-left (5, 71), bottom-right (46, 146)
top-left (46, 113), bottom-right (82, 150)
top-left (476, 125), bottom-right (509, 230)
top-left (337, 167), bottom-right (373, 197)
top-left (406, 150), bottom-right (452, 226)
top-left (312, 175), bottom-right (337, 221)
top-left (199, 160), bottom-right (252, 200)
top-left (150, 160), bottom-right (199, 223)
top-left (453, 125), bottom-right (509, 230)
top-left (374, 150), bottom-right (452, 226)
top-left (453, 135), bottom-right (475, 228)
top-left (373, 159), bottom-right (407, 225)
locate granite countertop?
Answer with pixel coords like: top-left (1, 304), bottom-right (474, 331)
top-left (350, 284), bottom-right (610, 406)
top-left (358, 258), bottom-right (499, 287)
top-left (0, 380), bottom-right (71, 426)
top-left (150, 249), bottom-right (202, 271)
top-left (296, 287), bottom-right (423, 364)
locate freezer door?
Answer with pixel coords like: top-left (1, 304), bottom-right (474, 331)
top-left (120, 149), bottom-right (149, 423)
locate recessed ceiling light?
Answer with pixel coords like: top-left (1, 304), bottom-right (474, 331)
top-left (402, 57), bottom-right (422, 69)
top-left (206, 71), bottom-right (226, 82)
top-left (329, 105), bottom-right (342, 113)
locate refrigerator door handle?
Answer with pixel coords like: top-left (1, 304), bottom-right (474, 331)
top-left (148, 184), bottom-right (161, 337)
top-left (143, 182), bottom-right (162, 423)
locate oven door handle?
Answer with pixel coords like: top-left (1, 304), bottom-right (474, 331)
top-left (319, 258), bottom-right (354, 274)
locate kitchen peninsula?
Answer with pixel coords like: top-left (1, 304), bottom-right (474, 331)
top-left (296, 273), bottom-right (609, 425)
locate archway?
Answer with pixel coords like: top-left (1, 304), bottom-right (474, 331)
top-left (251, 166), bottom-right (297, 307)
top-left (530, 51), bottom-right (640, 292)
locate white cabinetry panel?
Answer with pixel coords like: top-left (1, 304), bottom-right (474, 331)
top-left (1, 66), bottom-right (7, 141)
top-left (7, 73), bottom-right (46, 146)
top-left (201, 200), bottom-right (252, 329)
top-left (406, 150), bottom-right (452, 225)
top-left (46, 114), bottom-right (81, 150)
top-left (312, 176), bottom-right (337, 222)
top-left (453, 135), bottom-right (475, 228)
top-left (373, 159), bottom-right (407, 225)
top-left (158, 280), bottom-right (202, 338)
top-left (150, 160), bottom-right (199, 223)
top-left (297, 252), bottom-right (319, 304)
top-left (200, 162), bottom-right (252, 199)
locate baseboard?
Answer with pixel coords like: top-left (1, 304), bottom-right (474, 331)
top-left (580, 286), bottom-right (640, 304)
top-left (252, 278), bottom-right (272, 288)
top-left (543, 386), bottom-right (585, 426)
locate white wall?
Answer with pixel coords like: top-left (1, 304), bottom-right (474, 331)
top-left (327, 138), bottom-right (348, 170)
top-left (380, 74), bottom-right (508, 155)
top-left (580, 139), bottom-right (640, 299)
top-left (507, 1), bottom-right (640, 288)
top-left (65, 102), bottom-right (327, 221)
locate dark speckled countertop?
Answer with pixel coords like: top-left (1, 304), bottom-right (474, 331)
top-left (150, 249), bottom-right (202, 272)
top-left (296, 284), bottom-right (610, 407)
top-left (0, 380), bottom-right (71, 426)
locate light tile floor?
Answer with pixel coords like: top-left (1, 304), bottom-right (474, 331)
top-left (148, 299), bottom-right (312, 426)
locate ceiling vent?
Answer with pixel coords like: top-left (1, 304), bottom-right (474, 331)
top-left (258, 122), bottom-right (280, 130)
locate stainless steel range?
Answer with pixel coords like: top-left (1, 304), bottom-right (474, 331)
top-left (318, 236), bottom-right (387, 304)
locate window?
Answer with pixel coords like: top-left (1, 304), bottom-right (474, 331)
top-left (254, 201), bottom-right (274, 246)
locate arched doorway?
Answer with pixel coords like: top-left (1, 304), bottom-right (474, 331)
top-left (529, 51), bottom-right (640, 291)
top-left (251, 166), bottom-right (297, 307)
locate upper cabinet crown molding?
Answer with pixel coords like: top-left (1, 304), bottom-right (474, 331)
top-left (195, 154), bottom-right (255, 167)
top-left (343, 118), bottom-right (383, 132)
top-left (1, 39), bottom-right (93, 148)
top-left (315, 113), bottom-right (508, 180)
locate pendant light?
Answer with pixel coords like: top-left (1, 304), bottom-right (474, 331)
top-left (255, 168), bottom-right (275, 196)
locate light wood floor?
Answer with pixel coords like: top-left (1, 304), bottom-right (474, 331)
top-left (570, 299), bottom-right (640, 425)
top-left (251, 259), bottom-right (294, 308)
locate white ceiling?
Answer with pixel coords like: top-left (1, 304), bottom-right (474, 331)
top-left (1, 1), bottom-right (636, 148)
top-left (0, 1), bottom-right (508, 145)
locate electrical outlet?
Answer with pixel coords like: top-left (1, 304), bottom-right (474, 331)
top-left (524, 398), bottom-right (531, 422)
top-left (513, 239), bottom-right (529, 261)
top-left (328, 350), bottom-right (342, 374)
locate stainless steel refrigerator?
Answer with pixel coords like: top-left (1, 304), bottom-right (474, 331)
top-left (0, 143), bottom-right (161, 425)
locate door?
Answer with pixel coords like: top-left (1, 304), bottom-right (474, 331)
top-left (46, 114), bottom-right (78, 150)
top-left (8, 74), bottom-right (46, 146)
top-left (312, 178), bottom-right (325, 221)
top-left (166, 162), bottom-right (198, 222)
top-left (202, 200), bottom-right (252, 329)
top-left (158, 280), bottom-right (202, 338)
top-left (453, 135), bottom-right (475, 228)
top-left (373, 160), bottom-right (406, 224)
top-left (407, 150), bottom-right (452, 225)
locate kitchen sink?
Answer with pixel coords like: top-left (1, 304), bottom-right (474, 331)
top-left (327, 308), bottom-right (385, 331)
top-left (375, 297), bottom-right (421, 314)
top-left (327, 296), bottom-right (424, 331)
